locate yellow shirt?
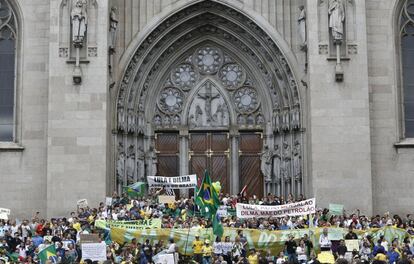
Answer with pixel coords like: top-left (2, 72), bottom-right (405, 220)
top-left (374, 253), bottom-right (387, 262)
top-left (202, 245), bottom-right (213, 257)
top-left (248, 254), bottom-right (259, 264)
top-left (192, 240), bottom-right (204, 254)
top-left (72, 222), bottom-right (81, 232)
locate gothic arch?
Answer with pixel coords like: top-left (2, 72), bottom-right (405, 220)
top-left (112, 0), bottom-right (307, 197)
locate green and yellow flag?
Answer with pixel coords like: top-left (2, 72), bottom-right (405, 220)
top-left (38, 244), bottom-right (57, 264)
top-left (195, 170), bottom-right (220, 217)
top-left (123, 181), bottom-right (146, 198)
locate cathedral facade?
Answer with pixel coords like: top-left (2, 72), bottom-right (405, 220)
top-left (0, 0), bottom-right (413, 217)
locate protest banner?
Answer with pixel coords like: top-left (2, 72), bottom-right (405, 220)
top-left (95, 219), bottom-right (162, 230)
top-left (329, 203), bottom-right (344, 216)
top-left (77, 199), bottom-right (88, 208)
top-left (345, 239), bottom-right (360, 251)
top-left (236, 198), bottom-right (315, 219)
top-left (158, 195), bottom-right (176, 204)
top-left (153, 252), bottom-right (177, 264)
top-left (80, 234), bottom-right (101, 244)
top-left (81, 242), bottom-right (107, 262)
top-left (318, 252), bottom-right (335, 264)
top-left (147, 175), bottom-right (197, 189)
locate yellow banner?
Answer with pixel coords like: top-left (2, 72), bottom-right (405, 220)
top-left (95, 219), bottom-right (161, 230)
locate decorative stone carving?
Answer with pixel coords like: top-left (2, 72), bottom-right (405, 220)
top-left (188, 81), bottom-right (229, 128)
top-left (127, 109), bottom-right (136, 133)
top-left (256, 113), bottom-right (265, 126)
top-left (171, 63), bottom-right (198, 91)
top-left (116, 142), bottom-right (125, 184)
top-left (88, 47), bottom-right (97, 57)
top-left (282, 108), bottom-right (290, 131)
top-left (347, 44), bottom-right (357, 54)
top-left (234, 87), bottom-right (260, 114)
top-left (218, 63), bottom-right (245, 89)
top-left (136, 146), bottom-right (145, 180)
top-left (193, 46), bottom-right (223, 74)
top-left (117, 107), bottom-right (126, 132)
top-left (298, 5), bottom-right (307, 51)
top-left (71, 0), bottom-right (88, 46)
top-left (109, 6), bottom-right (118, 51)
top-left (260, 145), bottom-right (273, 183)
top-left (273, 110), bottom-right (281, 133)
top-left (319, 44), bottom-right (328, 54)
top-left (153, 115), bottom-right (162, 127)
top-left (126, 144), bottom-right (135, 184)
top-left (328, 0), bottom-right (345, 43)
top-left (273, 144), bottom-right (281, 181)
top-left (59, 48), bottom-right (69, 58)
top-left (281, 141), bottom-right (291, 181)
top-left (137, 111), bottom-right (145, 134)
top-left (158, 87), bottom-right (184, 114)
top-left (291, 106), bottom-right (300, 130)
top-left (293, 140), bottom-right (302, 179)
top-left (146, 145), bottom-right (157, 176)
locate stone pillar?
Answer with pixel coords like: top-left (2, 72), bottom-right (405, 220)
top-left (230, 129), bottom-right (239, 194)
top-left (179, 129), bottom-right (189, 197)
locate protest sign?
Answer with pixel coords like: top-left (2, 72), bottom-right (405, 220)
top-left (217, 206), bottom-right (228, 217)
top-left (81, 242), bottom-right (107, 262)
top-left (236, 198), bottom-right (315, 219)
top-left (329, 204), bottom-right (344, 216)
top-left (153, 252), bottom-right (177, 264)
top-left (95, 219), bottom-right (162, 230)
top-left (80, 234), bottom-right (101, 244)
top-left (0, 208), bottom-right (10, 220)
top-left (318, 252), bottom-right (335, 264)
top-left (345, 239), bottom-right (360, 251)
top-left (105, 197), bottom-right (112, 206)
top-left (147, 175), bottom-right (197, 189)
top-left (43, 236), bottom-right (53, 242)
top-left (327, 228), bottom-right (344, 240)
top-left (77, 199), bottom-right (88, 208)
top-left (159, 195), bottom-right (176, 204)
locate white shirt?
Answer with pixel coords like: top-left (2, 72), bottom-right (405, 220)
top-left (296, 246), bottom-right (307, 261)
top-left (319, 234), bottom-right (331, 248)
top-left (213, 242), bottom-right (222, 255)
top-left (167, 243), bottom-right (176, 253)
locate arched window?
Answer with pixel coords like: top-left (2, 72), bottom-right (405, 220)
top-left (400, 0), bottom-right (414, 137)
top-left (0, 0), bottom-right (17, 141)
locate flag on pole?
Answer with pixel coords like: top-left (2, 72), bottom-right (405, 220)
top-left (212, 212), bottom-right (224, 238)
top-left (239, 184), bottom-right (248, 196)
top-left (38, 244), bottom-right (58, 264)
top-left (195, 170), bottom-right (220, 217)
top-left (123, 181), bottom-right (146, 198)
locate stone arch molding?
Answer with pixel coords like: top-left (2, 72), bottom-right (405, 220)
top-left (113, 0), bottom-right (306, 197)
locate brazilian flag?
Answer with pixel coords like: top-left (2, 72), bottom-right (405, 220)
top-left (38, 244), bottom-right (58, 264)
top-left (195, 170), bottom-right (220, 218)
top-left (123, 181), bottom-right (146, 198)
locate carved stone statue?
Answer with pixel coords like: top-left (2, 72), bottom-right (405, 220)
top-left (260, 145), bottom-right (273, 182)
top-left (137, 111), bottom-right (145, 134)
top-left (291, 107), bottom-right (300, 130)
top-left (116, 143), bottom-right (125, 184)
top-left (71, 0), bottom-right (88, 46)
top-left (195, 105), bottom-right (203, 126)
top-left (273, 110), bottom-right (281, 133)
top-left (127, 109), bottom-right (136, 133)
top-left (126, 145), bottom-right (135, 184)
top-left (136, 146), bottom-right (145, 180)
top-left (117, 107), bottom-right (126, 132)
top-left (293, 140), bottom-right (302, 179)
top-left (282, 109), bottom-right (290, 131)
top-left (281, 141), bottom-right (291, 180)
top-left (328, 0), bottom-right (345, 43)
top-left (146, 145), bottom-right (157, 176)
top-left (273, 144), bottom-right (281, 181)
top-left (298, 5), bottom-right (307, 50)
top-left (154, 115), bottom-right (162, 127)
top-left (109, 6), bottom-right (118, 51)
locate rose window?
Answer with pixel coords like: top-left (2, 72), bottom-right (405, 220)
top-left (193, 46), bottom-right (223, 74)
top-left (219, 63), bottom-right (245, 89)
top-left (171, 63), bottom-right (198, 91)
top-left (158, 87), bottom-right (184, 114)
top-left (234, 87), bottom-right (260, 113)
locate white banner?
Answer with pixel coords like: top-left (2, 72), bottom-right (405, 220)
top-left (147, 175), bottom-right (197, 189)
top-left (81, 242), bottom-right (107, 262)
top-left (236, 198), bottom-right (316, 219)
top-left (0, 208), bottom-right (10, 215)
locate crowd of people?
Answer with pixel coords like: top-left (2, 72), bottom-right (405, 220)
top-left (0, 191), bottom-right (413, 264)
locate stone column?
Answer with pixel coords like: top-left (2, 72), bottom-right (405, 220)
top-left (230, 128), bottom-right (239, 194)
top-left (179, 129), bottom-right (189, 197)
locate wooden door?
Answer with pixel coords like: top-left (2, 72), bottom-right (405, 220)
top-left (189, 132), bottom-right (230, 194)
top-left (239, 132), bottom-right (263, 198)
top-left (155, 133), bottom-right (179, 177)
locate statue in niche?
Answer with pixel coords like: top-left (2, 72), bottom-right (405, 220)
top-left (328, 0), bottom-right (345, 43)
top-left (173, 115), bottom-right (181, 126)
top-left (237, 114), bottom-right (246, 125)
top-left (127, 109), bottom-right (136, 133)
top-left (126, 145), bottom-right (135, 184)
top-left (213, 103), bottom-right (227, 126)
top-left (273, 144), bottom-right (281, 181)
top-left (109, 6), bottom-right (118, 51)
top-left (281, 141), bottom-right (291, 180)
top-left (137, 112), bottom-right (145, 134)
top-left (71, 0), bottom-right (88, 46)
top-left (282, 109), bottom-right (290, 131)
top-left (291, 107), bottom-right (300, 130)
top-left (197, 82), bottom-right (220, 123)
top-left (298, 5), bottom-right (307, 50)
top-left (195, 105), bottom-right (203, 126)
top-left (146, 145), bottom-right (157, 176)
top-left (163, 115), bottom-right (171, 126)
top-left (154, 115), bottom-right (162, 127)
top-left (136, 146), bottom-right (145, 180)
top-left (117, 108), bottom-right (126, 132)
top-left (116, 142), bottom-right (125, 184)
top-left (189, 114), bottom-right (197, 129)
top-left (273, 111), bottom-right (281, 133)
top-left (260, 145), bottom-right (273, 183)
top-left (293, 140), bottom-right (302, 179)
top-left (247, 115), bottom-right (255, 126)
top-left (256, 114), bottom-right (264, 125)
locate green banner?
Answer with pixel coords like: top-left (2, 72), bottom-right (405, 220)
top-left (95, 219), bottom-right (162, 230)
top-left (107, 226), bottom-right (413, 256)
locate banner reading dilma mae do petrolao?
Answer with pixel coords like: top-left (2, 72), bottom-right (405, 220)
top-left (236, 198), bottom-right (316, 219)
